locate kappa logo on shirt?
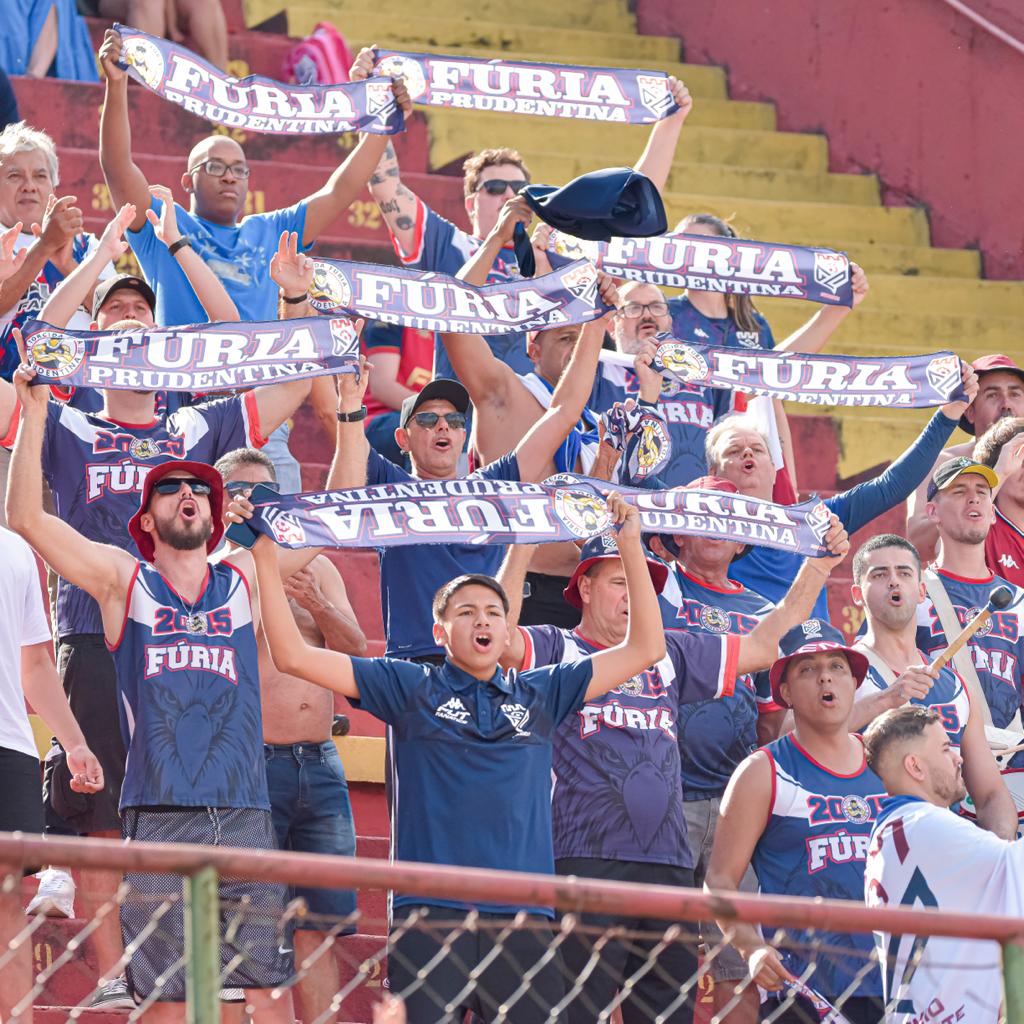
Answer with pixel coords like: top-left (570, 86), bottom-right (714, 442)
top-left (500, 703), bottom-right (532, 737)
top-left (999, 554), bottom-right (1021, 570)
top-left (435, 697), bottom-right (471, 725)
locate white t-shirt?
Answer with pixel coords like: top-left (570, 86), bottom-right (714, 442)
top-left (0, 528), bottom-right (53, 758)
top-left (866, 797), bottom-right (1024, 1022)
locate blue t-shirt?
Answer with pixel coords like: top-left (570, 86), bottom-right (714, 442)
top-left (666, 294), bottom-right (776, 352)
top-left (731, 409), bottom-right (959, 614)
top-left (394, 201), bottom-right (533, 379)
top-left (754, 734), bottom-right (885, 999)
top-left (42, 394), bottom-right (257, 636)
top-left (127, 198), bottom-right (309, 327)
top-left (659, 566), bottom-right (778, 797)
top-left (350, 654), bottom-right (592, 914)
top-left (521, 625), bottom-right (737, 868)
top-left (112, 559), bottom-right (267, 811)
top-left (367, 448), bottom-right (521, 658)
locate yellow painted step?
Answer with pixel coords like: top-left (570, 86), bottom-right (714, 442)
top-left (285, 9), bottom-right (681, 61)
top-left (843, 244), bottom-right (979, 280)
top-left (279, 0), bottom-right (637, 33)
top-left (661, 192), bottom-right (929, 246)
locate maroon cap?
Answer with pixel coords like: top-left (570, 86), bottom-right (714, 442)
top-left (127, 460), bottom-right (225, 563)
top-left (960, 355), bottom-right (1024, 435)
top-left (563, 531), bottom-right (670, 611)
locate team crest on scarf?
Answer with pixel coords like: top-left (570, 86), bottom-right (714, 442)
top-left (372, 53), bottom-right (428, 99)
top-left (311, 263), bottom-right (353, 310)
top-left (925, 354), bottom-right (962, 399)
top-left (656, 342), bottom-right (709, 384)
top-left (628, 416), bottom-right (671, 480)
top-left (328, 318), bottom-right (359, 356)
top-left (121, 33), bottom-right (166, 89)
top-left (812, 251), bottom-right (850, 296)
top-left (560, 262), bottom-right (598, 303)
top-left (553, 487), bottom-right (611, 539)
top-left (266, 508), bottom-right (307, 546)
top-left (636, 75), bottom-right (673, 117)
top-left (29, 331), bottom-right (86, 379)
top-left (805, 501), bottom-right (832, 543)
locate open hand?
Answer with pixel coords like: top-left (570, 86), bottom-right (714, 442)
top-left (0, 223), bottom-right (26, 284)
top-left (145, 186), bottom-right (181, 247)
top-left (98, 203), bottom-right (136, 261)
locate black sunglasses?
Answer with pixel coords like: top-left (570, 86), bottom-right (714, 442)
top-left (152, 477), bottom-right (213, 496)
top-left (225, 480), bottom-right (282, 495)
top-left (476, 179), bottom-right (529, 197)
top-left (412, 411), bottom-right (466, 429)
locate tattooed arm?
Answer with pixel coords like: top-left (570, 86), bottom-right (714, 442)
top-left (367, 141), bottom-right (422, 258)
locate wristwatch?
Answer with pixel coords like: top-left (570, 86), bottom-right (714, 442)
top-left (336, 406), bottom-right (367, 423)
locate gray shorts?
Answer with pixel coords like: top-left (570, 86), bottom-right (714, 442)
top-left (121, 806), bottom-right (292, 1002)
top-left (683, 794), bottom-right (758, 983)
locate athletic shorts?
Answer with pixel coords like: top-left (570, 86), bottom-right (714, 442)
top-left (121, 806), bottom-right (292, 1002)
top-left (0, 745), bottom-right (44, 834)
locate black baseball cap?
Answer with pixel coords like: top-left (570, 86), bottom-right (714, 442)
top-left (926, 456), bottom-right (999, 501)
top-left (92, 274), bottom-right (157, 320)
top-left (400, 378), bottom-right (470, 428)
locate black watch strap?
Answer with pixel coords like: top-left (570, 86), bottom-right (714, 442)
top-left (282, 292), bottom-right (308, 305)
top-left (336, 405), bottom-right (367, 423)
top-left (168, 236), bottom-right (192, 257)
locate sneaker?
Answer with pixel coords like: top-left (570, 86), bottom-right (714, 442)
top-left (88, 977), bottom-right (135, 1010)
top-left (26, 867), bottom-right (76, 918)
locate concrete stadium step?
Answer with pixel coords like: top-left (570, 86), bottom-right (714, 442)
top-left (283, 9), bottom-right (682, 62)
top-left (842, 243), bottom-right (979, 279)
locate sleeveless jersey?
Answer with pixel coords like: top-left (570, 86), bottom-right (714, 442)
top-left (753, 734), bottom-right (885, 999)
top-left (659, 566), bottom-right (777, 797)
top-left (866, 796), bottom-right (1024, 1022)
top-left (521, 625), bottom-right (738, 868)
top-left (986, 507), bottom-right (1024, 589)
top-left (42, 394), bottom-right (255, 637)
top-left (855, 650), bottom-right (971, 748)
top-left (916, 569), bottom-right (1024, 741)
top-left (110, 560), bottom-right (268, 811)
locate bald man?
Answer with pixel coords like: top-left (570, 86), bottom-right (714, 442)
top-left (98, 28), bottom-right (410, 327)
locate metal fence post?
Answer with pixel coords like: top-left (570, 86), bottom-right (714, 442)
top-left (184, 865), bottom-right (220, 1024)
top-left (1002, 936), bottom-right (1024, 1023)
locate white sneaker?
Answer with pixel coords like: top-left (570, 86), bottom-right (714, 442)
top-left (88, 977), bottom-right (135, 1009)
top-left (26, 867), bottom-right (76, 918)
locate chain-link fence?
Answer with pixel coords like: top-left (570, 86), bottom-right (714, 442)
top-left (2, 832), bottom-right (1023, 1023)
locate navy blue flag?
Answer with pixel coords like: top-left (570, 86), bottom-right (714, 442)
top-left (115, 24), bottom-right (404, 135)
top-left (549, 229), bottom-right (854, 306)
top-left (21, 316), bottom-right (360, 392)
top-left (245, 475), bottom-right (830, 557)
top-left (308, 258), bottom-right (611, 335)
top-left (372, 50), bottom-right (679, 123)
top-left (600, 342), bottom-right (966, 408)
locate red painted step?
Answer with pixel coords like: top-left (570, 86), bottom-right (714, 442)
top-left (350, 782), bottom-right (388, 837)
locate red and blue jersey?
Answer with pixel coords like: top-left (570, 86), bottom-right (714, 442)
top-left (666, 294), bottom-right (776, 353)
top-left (390, 200), bottom-right (534, 378)
top-left (40, 395), bottom-right (259, 637)
top-left (110, 559), bottom-right (267, 811)
top-left (753, 734), bottom-right (885, 999)
top-left (520, 624), bottom-right (738, 868)
top-left (659, 566), bottom-right (778, 797)
top-left (986, 509), bottom-right (1024, 589)
top-left (917, 569), bottom-right (1024, 749)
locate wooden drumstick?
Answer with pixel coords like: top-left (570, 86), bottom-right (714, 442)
top-left (927, 585), bottom-right (1014, 673)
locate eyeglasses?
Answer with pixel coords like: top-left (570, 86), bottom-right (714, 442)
top-left (224, 480), bottom-right (281, 496)
top-left (619, 301), bottom-right (669, 319)
top-left (188, 159), bottom-right (251, 179)
top-left (152, 477), bottom-right (213, 496)
top-left (476, 179), bottom-right (529, 197)
top-left (411, 411), bottom-right (466, 430)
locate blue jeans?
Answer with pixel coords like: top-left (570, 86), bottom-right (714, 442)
top-left (264, 741), bottom-right (357, 929)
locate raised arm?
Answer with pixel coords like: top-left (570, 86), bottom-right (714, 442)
top-left (251, 533), bottom-right (360, 698)
top-left (325, 356), bottom-right (372, 490)
top-left (496, 541), bottom-right (536, 670)
top-left (284, 556), bottom-right (368, 657)
top-left (585, 497), bottom-right (666, 699)
top-left (735, 516), bottom-right (849, 676)
top-left (98, 29), bottom-right (152, 233)
top-left (513, 275), bottom-right (617, 482)
top-left (146, 185), bottom-right (239, 322)
top-left (960, 702), bottom-right (1018, 840)
top-left (705, 751), bottom-right (794, 992)
top-left (5, 339), bottom-right (136, 640)
top-left (772, 264), bottom-right (868, 354)
top-left (632, 77), bottom-right (693, 194)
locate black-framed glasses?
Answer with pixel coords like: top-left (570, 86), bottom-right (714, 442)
top-left (412, 411), bottom-right (466, 430)
top-left (188, 158), bottom-right (251, 179)
top-left (476, 178), bottom-right (529, 197)
top-left (153, 477), bottom-right (213, 496)
top-left (225, 480), bottom-right (282, 496)
top-left (619, 301), bottom-right (669, 319)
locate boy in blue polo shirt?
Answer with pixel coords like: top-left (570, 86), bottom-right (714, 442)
top-left (248, 494), bottom-right (666, 1023)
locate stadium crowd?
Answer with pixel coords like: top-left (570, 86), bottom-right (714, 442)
top-left (0, 17), bottom-right (1022, 1024)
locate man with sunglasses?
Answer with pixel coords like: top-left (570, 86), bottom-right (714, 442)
top-left (98, 28), bottom-right (411, 329)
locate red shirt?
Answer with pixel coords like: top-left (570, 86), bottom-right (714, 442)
top-left (362, 324), bottom-right (433, 423)
top-left (986, 506), bottom-right (1024, 588)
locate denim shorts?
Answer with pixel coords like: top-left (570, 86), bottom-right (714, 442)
top-left (264, 741), bottom-right (357, 929)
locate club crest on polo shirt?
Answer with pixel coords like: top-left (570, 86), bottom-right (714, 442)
top-left (812, 251), bottom-right (850, 296)
top-left (500, 703), bottom-right (531, 737)
top-left (434, 696), bottom-right (470, 724)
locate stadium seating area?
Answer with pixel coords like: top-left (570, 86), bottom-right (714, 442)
top-left (10, 0), bottom-right (1024, 1018)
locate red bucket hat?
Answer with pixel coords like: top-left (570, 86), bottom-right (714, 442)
top-left (563, 530), bottom-right (670, 610)
top-left (127, 460), bottom-right (225, 563)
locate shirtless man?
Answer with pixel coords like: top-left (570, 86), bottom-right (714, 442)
top-left (216, 447), bottom-right (367, 1024)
